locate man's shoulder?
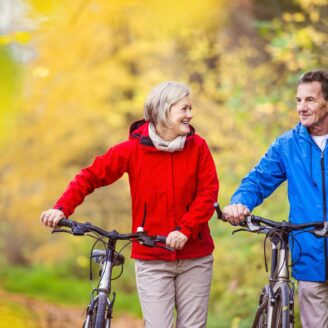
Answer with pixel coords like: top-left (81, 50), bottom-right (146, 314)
top-left (275, 124), bottom-right (300, 143)
top-left (264, 125), bottom-right (301, 154)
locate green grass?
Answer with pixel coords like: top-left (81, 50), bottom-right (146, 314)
top-left (0, 265), bottom-right (142, 316)
top-left (0, 265), bottom-right (90, 305)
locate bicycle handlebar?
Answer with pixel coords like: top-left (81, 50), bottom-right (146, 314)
top-left (214, 202), bottom-right (328, 237)
top-left (56, 218), bottom-right (168, 247)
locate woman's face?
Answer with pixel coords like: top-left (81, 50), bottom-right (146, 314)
top-left (166, 95), bottom-right (193, 138)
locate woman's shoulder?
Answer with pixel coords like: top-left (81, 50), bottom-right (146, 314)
top-left (185, 133), bottom-right (212, 155)
top-left (102, 139), bottom-right (136, 158)
top-left (187, 132), bottom-right (206, 145)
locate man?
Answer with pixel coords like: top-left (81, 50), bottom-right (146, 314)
top-left (223, 69), bottom-right (328, 328)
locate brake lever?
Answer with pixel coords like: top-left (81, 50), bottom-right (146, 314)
top-left (232, 228), bottom-right (251, 235)
top-left (138, 235), bottom-right (173, 252)
top-left (313, 221), bottom-right (328, 237)
top-left (245, 216), bottom-right (262, 232)
top-left (157, 245), bottom-right (174, 252)
top-left (52, 228), bottom-right (73, 234)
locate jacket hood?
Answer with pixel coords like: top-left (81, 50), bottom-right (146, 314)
top-left (129, 119), bottom-right (195, 147)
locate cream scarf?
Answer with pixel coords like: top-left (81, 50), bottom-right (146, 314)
top-left (149, 123), bottom-right (186, 152)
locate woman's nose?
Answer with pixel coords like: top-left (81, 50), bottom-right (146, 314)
top-left (186, 109), bottom-right (193, 118)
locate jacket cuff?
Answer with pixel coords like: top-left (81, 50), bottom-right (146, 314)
top-left (179, 226), bottom-right (192, 239)
top-left (53, 205), bottom-right (68, 217)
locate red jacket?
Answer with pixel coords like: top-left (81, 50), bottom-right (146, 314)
top-left (54, 120), bottom-right (219, 260)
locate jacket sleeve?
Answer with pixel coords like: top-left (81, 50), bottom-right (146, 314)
top-left (179, 140), bottom-right (219, 238)
top-left (53, 141), bottom-right (132, 217)
top-left (231, 138), bottom-right (286, 211)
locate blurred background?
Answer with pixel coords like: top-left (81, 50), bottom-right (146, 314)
top-left (0, 0), bottom-right (327, 327)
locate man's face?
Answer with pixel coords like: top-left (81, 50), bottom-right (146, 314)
top-left (296, 81), bottom-right (328, 134)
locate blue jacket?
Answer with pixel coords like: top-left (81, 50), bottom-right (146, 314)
top-left (231, 123), bottom-right (328, 282)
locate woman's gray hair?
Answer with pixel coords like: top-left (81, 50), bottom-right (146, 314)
top-left (144, 81), bottom-right (190, 127)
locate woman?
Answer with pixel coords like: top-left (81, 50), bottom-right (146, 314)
top-left (40, 81), bottom-right (219, 327)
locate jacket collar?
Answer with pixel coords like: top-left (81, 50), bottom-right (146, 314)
top-left (129, 119), bottom-right (195, 148)
top-left (296, 122), bottom-right (313, 143)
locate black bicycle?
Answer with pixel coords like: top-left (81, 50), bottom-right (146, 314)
top-left (214, 202), bottom-right (328, 328)
top-left (53, 219), bottom-right (170, 328)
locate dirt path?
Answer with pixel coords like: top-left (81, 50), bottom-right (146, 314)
top-left (0, 290), bottom-right (143, 328)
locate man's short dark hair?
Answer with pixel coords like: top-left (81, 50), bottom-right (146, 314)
top-left (298, 69), bottom-right (328, 100)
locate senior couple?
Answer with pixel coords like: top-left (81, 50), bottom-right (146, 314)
top-left (41, 69), bottom-right (328, 328)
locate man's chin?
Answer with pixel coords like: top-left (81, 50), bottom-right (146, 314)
top-left (300, 120), bottom-right (311, 127)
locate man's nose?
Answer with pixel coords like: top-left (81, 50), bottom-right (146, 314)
top-left (297, 100), bottom-right (307, 112)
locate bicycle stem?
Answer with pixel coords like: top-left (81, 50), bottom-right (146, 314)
top-left (270, 238), bottom-right (290, 282)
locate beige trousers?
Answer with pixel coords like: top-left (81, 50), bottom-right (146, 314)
top-left (135, 255), bottom-right (213, 328)
top-left (298, 280), bottom-right (328, 328)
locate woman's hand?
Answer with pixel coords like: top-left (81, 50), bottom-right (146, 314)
top-left (40, 209), bottom-right (65, 228)
top-left (166, 231), bottom-right (188, 250)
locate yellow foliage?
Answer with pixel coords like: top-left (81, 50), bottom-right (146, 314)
top-left (293, 12), bottom-right (305, 22)
top-left (309, 10), bottom-right (320, 22)
top-left (76, 255), bottom-right (89, 268)
top-left (0, 301), bottom-right (36, 328)
top-left (298, 0), bottom-right (328, 9)
top-left (29, 241), bottom-right (69, 266)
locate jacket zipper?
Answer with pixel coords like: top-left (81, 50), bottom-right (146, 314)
top-left (320, 152), bottom-right (328, 280)
top-left (170, 153), bottom-right (177, 259)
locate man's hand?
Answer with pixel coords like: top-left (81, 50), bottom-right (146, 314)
top-left (40, 209), bottom-right (65, 228)
top-left (166, 231), bottom-right (188, 250)
top-left (222, 204), bottom-right (250, 225)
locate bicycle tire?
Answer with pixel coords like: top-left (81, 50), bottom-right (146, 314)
top-left (252, 288), bottom-right (269, 328)
top-left (271, 283), bottom-right (292, 328)
top-left (82, 314), bottom-right (96, 328)
top-left (94, 293), bottom-right (109, 328)
top-left (83, 307), bottom-right (97, 328)
top-left (82, 320), bottom-right (91, 328)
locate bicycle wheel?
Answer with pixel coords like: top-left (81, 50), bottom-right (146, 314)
top-left (83, 313), bottom-right (96, 328)
top-left (82, 304), bottom-right (98, 328)
top-left (271, 283), bottom-right (293, 328)
top-left (94, 293), bottom-right (109, 328)
top-left (252, 287), bottom-right (269, 328)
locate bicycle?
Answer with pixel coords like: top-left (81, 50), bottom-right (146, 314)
top-left (214, 202), bottom-right (328, 328)
top-left (53, 218), bottom-right (170, 328)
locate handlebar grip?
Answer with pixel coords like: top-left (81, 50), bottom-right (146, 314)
top-left (214, 202), bottom-right (223, 220)
top-left (58, 218), bottom-right (73, 227)
top-left (156, 236), bottom-right (167, 244)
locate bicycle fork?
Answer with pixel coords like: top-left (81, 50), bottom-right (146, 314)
top-left (267, 239), bottom-right (294, 327)
top-left (85, 240), bottom-right (117, 327)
